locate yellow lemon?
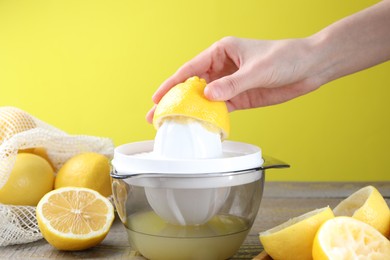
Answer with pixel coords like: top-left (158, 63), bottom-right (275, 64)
top-left (333, 185), bottom-right (390, 237)
top-left (313, 216), bottom-right (390, 260)
top-left (55, 152), bottom-right (112, 197)
top-left (36, 187), bottom-right (115, 251)
top-left (19, 147), bottom-right (55, 171)
top-left (259, 206), bottom-right (334, 260)
top-left (0, 106), bottom-right (36, 144)
top-left (153, 76), bottom-right (230, 139)
top-left (0, 153), bottom-right (54, 206)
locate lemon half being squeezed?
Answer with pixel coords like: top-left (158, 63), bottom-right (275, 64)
top-left (153, 76), bottom-right (230, 140)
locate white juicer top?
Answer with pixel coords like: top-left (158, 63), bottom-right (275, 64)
top-left (112, 140), bottom-right (263, 187)
top-left (112, 119), bottom-right (264, 225)
top-left (111, 140), bottom-right (264, 226)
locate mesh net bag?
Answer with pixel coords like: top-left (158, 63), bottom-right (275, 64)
top-left (0, 106), bottom-right (114, 246)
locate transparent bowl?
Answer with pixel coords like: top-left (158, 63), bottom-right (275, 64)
top-left (111, 141), bottom-right (288, 260)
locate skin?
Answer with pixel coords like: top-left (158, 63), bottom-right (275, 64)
top-left (146, 0), bottom-right (390, 123)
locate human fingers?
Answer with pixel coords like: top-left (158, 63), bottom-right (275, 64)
top-left (203, 39), bottom-right (296, 102)
top-left (152, 37), bottom-right (242, 104)
top-left (225, 79), bottom-right (320, 111)
top-left (151, 47), bottom-right (216, 104)
top-left (145, 104), bottom-right (156, 124)
top-left (204, 66), bottom-right (256, 102)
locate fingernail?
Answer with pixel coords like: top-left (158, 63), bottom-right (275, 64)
top-left (205, 85), bottom-right (220, 100)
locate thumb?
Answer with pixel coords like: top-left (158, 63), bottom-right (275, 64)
top-left (204, 71), bottom-right (250, 101)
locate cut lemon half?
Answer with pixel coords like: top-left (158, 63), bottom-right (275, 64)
top-left (36, 187), bottom-right (115, 251)
top-left (259, 206), bottom-right (334, 260)
top-left (313, 216), bottom-right (390, 260)
top-left (333, 185), bottom-right (390, 237)
top-left (153, 76), bottom-right (230, 139)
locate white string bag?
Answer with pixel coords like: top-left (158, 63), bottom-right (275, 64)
top-left (0, 106), bottom-right (114, 246)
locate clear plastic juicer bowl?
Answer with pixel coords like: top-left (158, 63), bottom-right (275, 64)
top-left (111, 140), bottom-right (288, 260)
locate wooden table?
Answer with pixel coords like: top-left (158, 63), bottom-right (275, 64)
top-left (2, 182), bottom-right (389, 259)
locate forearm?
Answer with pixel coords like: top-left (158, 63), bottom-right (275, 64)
top-left (309, 0), bottom-right (390, 84)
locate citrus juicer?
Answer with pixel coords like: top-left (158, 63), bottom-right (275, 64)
top-left (110, 75), bottom-right (289, 259)
top-left (112, 139), bottom-right (271, 224)
top-left (147, 118), bottom-right (227, 225)
top-left (111, 140), bottom-right (289, 259)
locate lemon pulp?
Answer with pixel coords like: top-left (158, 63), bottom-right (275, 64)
top-left (36, 187), bottom-right (115, 251)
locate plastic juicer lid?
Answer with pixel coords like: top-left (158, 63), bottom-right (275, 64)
top-left (112, 140), bottom-right (264, 175)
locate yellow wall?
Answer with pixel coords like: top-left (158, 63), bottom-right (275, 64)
top-left (1, 0), bottom-right (388, 181)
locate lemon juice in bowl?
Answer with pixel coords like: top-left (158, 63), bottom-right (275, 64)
top-left (112, 172), bottom-right (264, 260)
top-left (111, 152), bottom-right (271, 260)
top-left (125, 211), bottom-right (250, 260)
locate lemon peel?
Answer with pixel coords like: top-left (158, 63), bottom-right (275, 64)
top-left (259, 206), bottom-right (334, 260)
top-left (0, 153), bottom-right (54, 206)
top-left (333, 185), bottom-right (390, 237)
top-left (54, 152), bottom-right (112, 197)
top-left (153, 76), bottom-right (230, 139)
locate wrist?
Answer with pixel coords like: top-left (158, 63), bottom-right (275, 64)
top-left (306, 0), bottom-right (390, 86)
top-left (305, 30), bottom-right (338, 87)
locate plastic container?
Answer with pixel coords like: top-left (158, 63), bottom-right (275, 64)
top-left (111, 140), bottom-right (288, 260)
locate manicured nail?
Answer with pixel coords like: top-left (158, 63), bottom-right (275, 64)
top-left (205, 85), bottom-right (220, 100)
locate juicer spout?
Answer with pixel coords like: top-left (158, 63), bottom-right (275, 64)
top-left (261, 155), bottom-right (290, 170)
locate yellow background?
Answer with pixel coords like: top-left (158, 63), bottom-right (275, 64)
top-left (1, 0), bottom-right (389, 181)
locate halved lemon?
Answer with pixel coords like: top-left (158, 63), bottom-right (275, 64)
top-left (333, 185), bottom-right (390, 237)
top-left (153, 76), bottom-right (230, 139)
top-left (313, 216), bottom-right (390, 259)
top-left (36, 187), bottom-right (115, 251)
top-left (259, 206), bottom-right (334, 260)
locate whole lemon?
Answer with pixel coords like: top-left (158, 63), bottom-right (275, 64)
top-left (19, 147), bottom-right (55, 171)
top-left (0, 107), bottom-right (36, 144)
top-left (0, 153), bottom-right (54, 206)
top-left (54, 152), bottom-right (112, 197)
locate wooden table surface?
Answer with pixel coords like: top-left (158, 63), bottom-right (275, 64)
top-left (2, 182), bottom-right (389, 259)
